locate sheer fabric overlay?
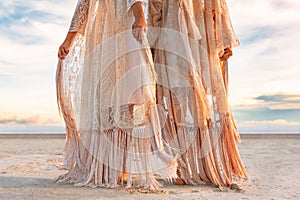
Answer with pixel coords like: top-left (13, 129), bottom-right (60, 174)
top-left (147, 0), bottom-right (249, 187)
top-left (56, 0), bottom-right (249, 191)
top-left (56, 0), bottom-right (177, 190)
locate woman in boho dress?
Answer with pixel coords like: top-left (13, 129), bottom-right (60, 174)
top-left (56, 0), bottom-right (177, 190)
top-left (147, 0), bottom-right (249, 187)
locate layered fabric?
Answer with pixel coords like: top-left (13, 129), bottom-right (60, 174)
top-left (147, 0), bottom-right (249, 187)
top-left (55, 0), bottom-right (178, 190)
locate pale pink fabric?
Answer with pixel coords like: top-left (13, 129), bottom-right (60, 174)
top-left (147, 0), bottom-right (249, 186)
top-left (56, 0), bottom-right (249, 191)
top-left (56, 0), bottom-right (177, 190)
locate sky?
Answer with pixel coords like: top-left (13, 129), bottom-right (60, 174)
top-left (0, 0), bottom-right (300, 133)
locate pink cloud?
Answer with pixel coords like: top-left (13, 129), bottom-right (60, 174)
top-left (0, 115), bottom-right (61, 126)
top-left (238, 119), bottom-right (300, 127)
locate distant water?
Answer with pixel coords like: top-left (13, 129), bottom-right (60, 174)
top-left (0, 132), bottom-right (66, 134)
top-left (0, 131), bottom-right (299, 135)
top-left (0, 126), bottom-right (65, 134)
top-left (0, 125), bottom-right (299, 134)
top-left (239, 131), bottom-right (300, 134)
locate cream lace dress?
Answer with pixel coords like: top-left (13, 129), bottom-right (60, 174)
top-left (147, 0), bottom-right (249, 187)
top-left (55, 0), bottom-right (177, 190)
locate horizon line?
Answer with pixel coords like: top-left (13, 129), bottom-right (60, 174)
top-left (0, 131), bottom-right (299, 135)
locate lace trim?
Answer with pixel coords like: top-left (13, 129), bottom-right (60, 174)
top-left (99, 103), bottom-right (149, 129)
top-left (69, 0), bottom-right (90, 35)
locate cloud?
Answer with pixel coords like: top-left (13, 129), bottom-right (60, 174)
top-left (231, 93), bottom-right (300, 127)
top-left (233, 107), bottom-right (300, 123)
top-left (0, 0), bottom-right (79, 123)
top-left (0, 1), bottom-right (65, 45)
top-left (271, 0), bottom-right (293, 9)
top-left (238, 119), bottom-right (300, 127)
top-left (0, 0), bottom-right (300, 133)
top-left (227, 0), bottom-right (300, 107)
top-left (0, 115), bottom-right (62, 126)
top-left (255, 94), bottom-right (300, 103)
top-left (240, 26), bottom-right (278, 45)
top-left (254, 93), bottom-right (300, 109)
top-left (0, 115), bottom-right (40, 126)
top-left (237, 119), bottom-right (300, 133)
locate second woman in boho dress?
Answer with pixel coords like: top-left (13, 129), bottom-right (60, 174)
top-left (147, 0), bottom-right (249, 187)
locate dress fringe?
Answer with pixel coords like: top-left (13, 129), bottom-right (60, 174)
top-left (56, 60), bottom-right (177, 190)
top-left (161, 114), bottom-right (250, 187)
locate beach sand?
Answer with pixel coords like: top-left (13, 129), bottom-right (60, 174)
top-left (0, 134), bottom-right (299, 200)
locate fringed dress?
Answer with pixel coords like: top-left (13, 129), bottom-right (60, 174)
top-left (55, 0), bottom-right (178, 190)
top-left (147, 0), bottom-right (249, 186)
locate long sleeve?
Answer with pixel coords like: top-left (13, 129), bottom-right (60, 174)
top-left (127, 0), bottom-right (147, 14)
top-left (69, 0), bottom-right (90, 35)
top-left (219, 0), bottom-right (240, 48)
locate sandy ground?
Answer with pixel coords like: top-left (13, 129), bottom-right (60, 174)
top-left (0, 134), bottom-right (299, 200)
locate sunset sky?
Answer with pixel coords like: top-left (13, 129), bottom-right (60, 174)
top-left (0, 0), bottom-right (299, 133)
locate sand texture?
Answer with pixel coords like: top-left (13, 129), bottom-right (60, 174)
top-left (0, 134), bottom-right (299, 200)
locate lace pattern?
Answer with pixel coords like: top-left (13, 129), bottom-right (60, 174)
top-left (99, 104), bottom-right (149, 129)
top-left (56, 0), bottom-right (249, 191)
top-left (69, 0), bottom-right (90, 35)
top-left (56, 0), bottom-right (178, 191)
top-left (146, 0), bottom-right (249, 187)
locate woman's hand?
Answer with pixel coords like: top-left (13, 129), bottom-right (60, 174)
top-left (131, 2), bottom-right (146, 42)
top-left (58, 32), bottom-right (78, 60)
top-left (220, 47), bottom-right (233, 61)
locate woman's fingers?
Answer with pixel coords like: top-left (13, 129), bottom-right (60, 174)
top-left (132, 28), bottom-right (139, 40)
top-left (138, 29), bottom-right (145, 42)
top-left (220, 48), bottom-right (233, 61)
top-left (132, 16), bottom-right (146, 42)
top-left (58, 45), bottom-right (69, 60)
top-left (58, 47), bottom-right (63, 59)
top-left (57, 33), bottom-right (77, 60)
top-left (132, 27), bottom-right (145, 42)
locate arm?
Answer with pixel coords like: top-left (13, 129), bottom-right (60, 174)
top-left (58, 32), bottom-right (78, 60)
top-left (128, 1), bottom-right (147, 42)
top-left (58, 0), bottom-right (90, 59)
top-left (218, 0), bottom-right (239, 60)
top-left (127, 0), bottom-right (147, 14)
